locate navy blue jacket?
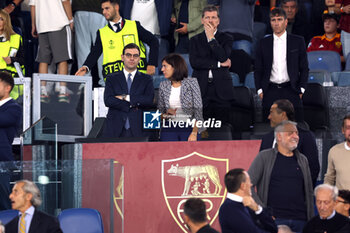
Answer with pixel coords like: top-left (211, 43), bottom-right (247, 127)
top-left (0, 99), bottom-right (22, 161)
top-left (103, 71), bottom-right (154, 137)
top-left (120, 0), bottom-right (173, 36)
top-left (259, 126), bottom-right (320, 186)
top-left (219, 198), bottom-right (277, 233)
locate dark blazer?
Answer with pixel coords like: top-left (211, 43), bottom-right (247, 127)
top-left (83, 20), bottom-right (159, 71)
top-left (189, 31), bottom-right (234, 100)
top-left (103, 70), bottom-right (154, 137)
top-left (0, 99), bottom-right (22, 161)
top-left (254, 33), bottom-right (309, 94)
top-left (5, 209), bottom-right (62, 233)
top-left (219, 198), bottom-right (277, 233)
top-left (259, 125), bottom-right (320, 186)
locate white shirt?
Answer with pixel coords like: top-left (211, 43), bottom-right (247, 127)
top-left (122, 68), bottom-right (137, 102)
top-left (29, 0), bottom-right (69, 33)
top-left (226, 193), bottom-right (263, 215)
top-left (130, 0), bottom-right (160, 35)
top-left (345, 142), bottom-right (350, 151)
top-left (109, 17), bottom-right (123, 32)
top-left (270, 31), bottom-right (289, 84)
top-left (168, 85), bottom-right (188, 122)
top-left (0, 97), bottom-right (12, 107)
top-left (319, 210), bottom-right (336, 220)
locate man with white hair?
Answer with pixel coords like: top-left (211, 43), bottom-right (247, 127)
top-left (302, 184), bottom-right (350, 233)
top-left (248, 120), bottom-right (314, 233)
top-left (5, 180), bottom-right (62, 233)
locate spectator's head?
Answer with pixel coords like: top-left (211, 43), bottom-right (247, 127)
top-left (322, 12), bottom-right (339, 35)
top-left (224, 168), bottom-right (252, 196)
top-left (9, 180), bottom-right (42, 213)
top-left (101, 0), bottom-right (120, 22)
top-left (161, 53), bottom-right (188, 82)
top-left (342, 114), bottom-right (350, 145)
top-left (268, 99), bottom-right (295, 127)
top-left (270, 8), bottom-right (288, 36)
top-left (183, 198), bottom-right (208, 232)
top-left (315, 184), bottom-right (338, 219)
top-left (0, 71), bottom-right (14, 100)
top-left (278, 225), bottom-right (294, 233)
top-left (281, 0), bottom-right (298, 21)
top-left (274, 120), bottom-right (299, 152)
top-left (201, 5), bottom-right (220, 31)
top-left (335, 189), bottom-right (350, 217)
top-left (121, 43), bottom-right (140, 72)
top-left (0, 9), bottom-right (15, 40)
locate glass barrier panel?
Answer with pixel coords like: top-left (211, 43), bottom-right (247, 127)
top-left (0, 159), bottom-right (121, 233)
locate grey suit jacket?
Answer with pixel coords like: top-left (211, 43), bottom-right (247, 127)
top-left (157, 77), bottom-right (204, 130)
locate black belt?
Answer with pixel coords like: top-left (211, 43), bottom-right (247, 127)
top-left (269, 81), bottom-right (291, 88)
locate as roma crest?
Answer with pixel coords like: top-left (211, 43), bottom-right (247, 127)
top-left (161, 152), bottom-right (228, 233)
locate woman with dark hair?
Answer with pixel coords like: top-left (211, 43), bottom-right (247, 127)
top-left (158, 53), bottom-right (204, 141)
top-left (0, 9), bottom-right (24, 100)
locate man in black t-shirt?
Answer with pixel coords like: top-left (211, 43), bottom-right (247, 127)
top-left (249, 120), bottom-right (314, 233)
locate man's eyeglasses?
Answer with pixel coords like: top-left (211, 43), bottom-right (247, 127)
top-left (336, 199), bottom-right (349, 204)
top-left (124, 53), bottom-right (140, 59)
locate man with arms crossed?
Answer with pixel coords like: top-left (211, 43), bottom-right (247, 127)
top-left (103, 43), bottom-right (154, 138)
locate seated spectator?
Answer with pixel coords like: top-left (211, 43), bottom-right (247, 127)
top-left (158, 53), bottom-right (203, 141)
top-left (184, 198), bottom-right (220, 233)
top-left (307, 11), bottom-right (344, 62)
top-left (5, 180), bottom-right (63, 233)
top-left (303, 184), bottom-right (350, 233)
top-left (259, 99), bottom-right (319, 187)
top-left (335, 189), bottom-right (350, 218)
top-left (281, 0), bottom-right (311, 44)
top-left (0, 9), bottom-right (25, 100)
top-left (219, 168), bottom-right (277, 233)
top-left (324, 114), bottom-right (350, 190)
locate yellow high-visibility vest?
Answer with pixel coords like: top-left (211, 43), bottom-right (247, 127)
top-left (100, 19), bottom-right (147, 78)
top-left (0, 34), bottom-right (25, 100)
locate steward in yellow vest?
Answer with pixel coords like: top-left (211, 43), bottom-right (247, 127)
top-left (0, 33), bottom-right (25, 100)
top-left (100, 19), bottom-right (147, 77)
top-left (75, 0), bottom-right (159, 84)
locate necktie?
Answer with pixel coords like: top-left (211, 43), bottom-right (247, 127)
top-left (0, 37), bottom-right (4, 42)
top-left (19, 213), bottom-right (26, 233)
top-left (114, 22), bottom-right (121, 32)
top-left (124, 73), bottom-right (132, 129)
top-left (127, 73), bottom-right (132, 93)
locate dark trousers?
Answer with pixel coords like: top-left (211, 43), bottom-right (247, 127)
top-left (262, 83), bottom-right (304, 122)
top-left (160, 126), bottom-right (200, 141)
top-left (203, 82), bottom-right (232, 125)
